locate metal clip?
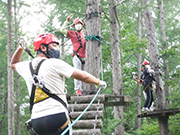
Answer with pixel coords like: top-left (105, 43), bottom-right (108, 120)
top-left (32, 75), bottom-right (43, 89)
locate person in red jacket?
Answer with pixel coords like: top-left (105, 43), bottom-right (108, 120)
top-left (60, 15), bottom-right (86, 96)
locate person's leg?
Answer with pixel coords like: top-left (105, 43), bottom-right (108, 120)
top-left (149, 90), bottom-right (154, 111)
top-left (147, 88), bottom-right (153, 109)
top-left (73, 55), bottom-right (82, 93)
top-left (143, 91), bottom-right (147, 100)
top-left (142, 90), bottom-right (149, 111)
top-left (143, 86), bottom-right (151, 111)
top-left (32, 112), bottom-right (72, 135)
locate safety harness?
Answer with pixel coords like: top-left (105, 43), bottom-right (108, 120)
top-left (73, 31), bottom-right (85, 64)
top-left (26, 59), bottom-right (70, 135)
top-left (29, 59), bottom-right (68, 113)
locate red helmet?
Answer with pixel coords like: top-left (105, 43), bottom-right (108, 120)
top-left (142, 60), bottom-right (149, 66)
top-left (33, 33), bottom-right (59, 51)
top-left (73, 18), bottom-right (83, 25)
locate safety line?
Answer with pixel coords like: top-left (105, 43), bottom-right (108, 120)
top-left (60, 87), bottom-right (102, 135)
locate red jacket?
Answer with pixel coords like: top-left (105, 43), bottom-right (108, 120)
top-left (67, 30), bottom-right (86, 58)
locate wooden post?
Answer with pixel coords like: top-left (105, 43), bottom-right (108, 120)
top-left (85, 0), bottom-right (101, 92)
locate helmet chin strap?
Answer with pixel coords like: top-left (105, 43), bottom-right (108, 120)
top-left (39, 45), bottom-right (51, 58)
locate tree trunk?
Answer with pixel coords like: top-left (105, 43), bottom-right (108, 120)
top-left (137, 0), bottom-right (142, 129)
top-left (108, 0), bottom-right (123, 134)
top-left (158, 116), bottom-right (170, 135)
top-left (85, 0), bottom-right (101, 92)
top-left (7, 0), bottom-right (15, 135)
top-left (142, 0), bottom-right (168, 135)
top-left (158, 0), bottom-right (171, 108)
top-left (14, 0), bottom-right (21, 134)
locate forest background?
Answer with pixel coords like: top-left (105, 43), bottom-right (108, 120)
top-left (0, 0), bottom-right (180, 135)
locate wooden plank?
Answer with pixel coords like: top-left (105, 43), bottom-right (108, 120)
top-left (70, 95), bottom-right (105, 103)
top-left (73, 129), bottom-right (101, 135)
top-left (103, 101), bottom-right (129, 106)
top-left (68, 104), bottom-right (104, 111)
top-left (73, 119), bottom-right (103, 129)
top-left (69, 94), bottom-right (131, 106)
top-left (70, 111), bottom-right (103, 120)
top-left (103, 95), bottom-right (131, 106)
top-left (137, 108), bottom-right (180, 118)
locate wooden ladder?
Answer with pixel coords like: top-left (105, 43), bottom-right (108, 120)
top-left (67, 94), bottom-right (131, 135)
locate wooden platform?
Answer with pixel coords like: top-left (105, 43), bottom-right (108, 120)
top-left (137, 108), bottom-right (180, 118)
top-left (68, 94), bottom-right (131, 106)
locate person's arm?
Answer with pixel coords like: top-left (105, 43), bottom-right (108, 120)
top-left (133, 75), bottom-right (143, 84)
top-left (60, 14), bottom-right (73, 35)
top-left (153, 81), bottom-right (156, 90)
top-left (60, 20), bottom-right (69, 35)
top-left (10, 47), bottom-right (24, 72)
top-left (71, 69), bottom-right (106, 89)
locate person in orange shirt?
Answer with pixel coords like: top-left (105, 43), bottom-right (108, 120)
top-left (61, 15), bottom-right (86, 96)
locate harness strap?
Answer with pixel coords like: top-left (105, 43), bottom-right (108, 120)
top-left (73, 32), bottom-right (86, 64)
top-left (61, 116), bottom-right (70, 130)
top-left (29, 59), bottom-right (46, 114)
top-left (73, 31), bottom-right (84, 54)
top-left (29, 59), bottom-right (68, 114)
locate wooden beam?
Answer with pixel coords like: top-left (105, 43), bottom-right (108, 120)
top-left (103, 95), bottom-right (131, 106)
top-left (70, 95), bottom-right (105, 103)
top-left (68, 94), bottom-right (131, 106)
top-left (137, 108), bottom-right (180, 118)
top-left (72, 129), bottom-right (101, 135)
top-left (73, 119), bottom-right (103, 129)
top-left (68, 104), bottom-right (104, 111)
top-left (70, 111), bottom-right (104, 120)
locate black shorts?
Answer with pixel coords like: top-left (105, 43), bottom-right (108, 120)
top-left (31, 112), bottom-right (71, 135)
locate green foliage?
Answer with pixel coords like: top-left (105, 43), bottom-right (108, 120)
top-left (0, 2), bottom-right (8, 134)
top-left (102, 107), bottom-right (122, 135)
top-left (121, 33), bottom-right (148, 54)
top-left (169, 114), bottom-right (180, 134)
top-left (135, 119), bottom-right (160, 135)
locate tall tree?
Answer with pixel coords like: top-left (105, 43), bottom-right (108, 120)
top-left (142, 0), bottom-right (168, 134)
top-left (108, 0), bottom-right (124, 134)
top-left (13, 0), bottom-right (21, 134)
top-left (85, 0), bottom-right (101, 91)
top-left (7, 0), bottom-right (15, 135)
top-left (157, 0), bottom-right (171, 108)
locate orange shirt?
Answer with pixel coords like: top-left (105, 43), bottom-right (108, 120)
top-left (67, 30), bottom-right (86, 58)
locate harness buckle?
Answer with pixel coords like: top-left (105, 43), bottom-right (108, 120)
top-left (32, 75), bottom-right (43, 89)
